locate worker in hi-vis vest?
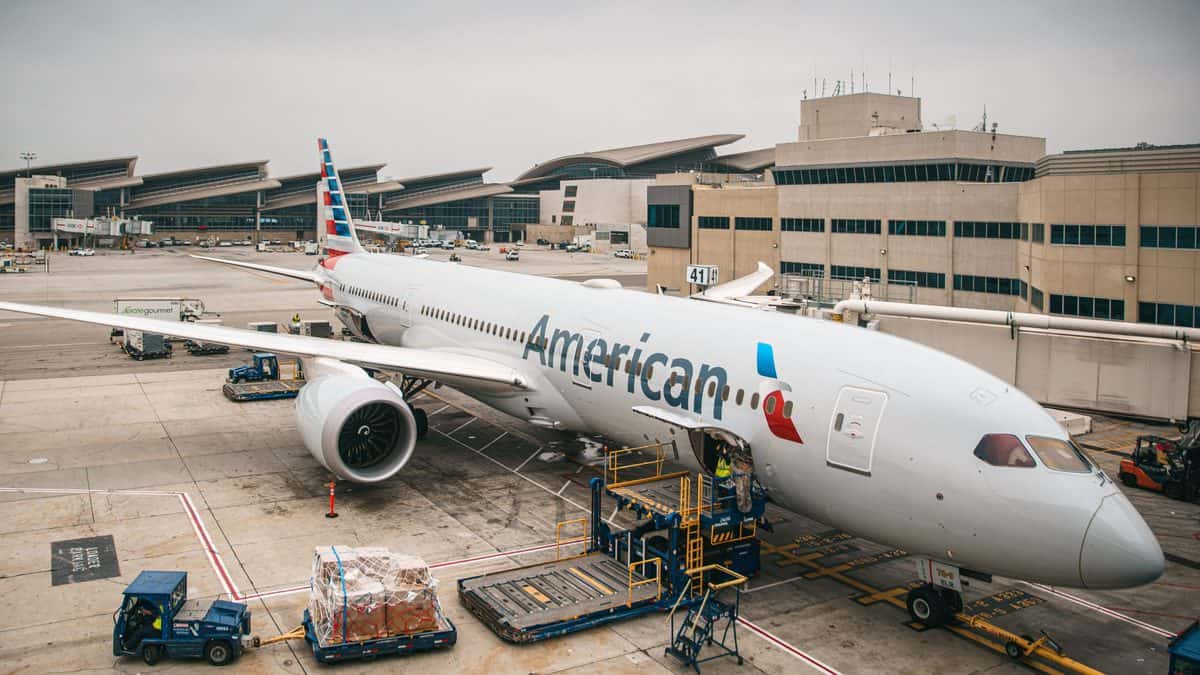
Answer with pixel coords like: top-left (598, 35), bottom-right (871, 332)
top-left (715, 445), bottom-right (733, 479)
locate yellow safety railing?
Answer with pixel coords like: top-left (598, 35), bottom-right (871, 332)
top-left (626, 557), bottom-right (663, 607)
top-left (554, 518), bottom-right (588, 561)
top-left (605, 442), bottom-right (675, 487)
top-left (686, 563), bottom-right (748, 594)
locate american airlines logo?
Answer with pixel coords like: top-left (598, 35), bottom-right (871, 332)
top-left (756, 342), bottom-right (803, 444)
top-left (523, 314), bottom-right (729, 420)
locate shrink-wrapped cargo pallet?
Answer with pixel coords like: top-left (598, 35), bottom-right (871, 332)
top-left (310, 545), bottom-right (441, 646)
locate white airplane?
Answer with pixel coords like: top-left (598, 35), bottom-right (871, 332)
top-left (0, 139), bottom-right (1163, 627)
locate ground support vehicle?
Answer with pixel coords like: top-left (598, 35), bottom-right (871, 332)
top-left (1119, 434), bottom-right (1200, 501)
top-left (113, 571), bottom-right (250, 667)
top-left (224, 353), bottom-right (304, 401)
top-left (185, 340), bottom-right (230, 356)
top-left (458, 443), bottom-right (757, 670)
top-left (124, 331), bottom-right (172, 360)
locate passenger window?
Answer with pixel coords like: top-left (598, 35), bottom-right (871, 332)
top-left (750, 393), bottom-right (759, 410)
top-left (783, 400), bottom-right (794, 417)
top-left (623, 361), bottom-right (631, 374)
top-left (668, 372), bottom-right (677, 387)
top-left (736, 389), bottom-right (744, 405)
top-left (764, 396), bottom-right (777, 414)
top-left (644, 365), bottom-right (653, 379)
top-left (707, 381), bottom-right (716, 397)
top-left (722, 385), bottom-right (729, 401)
top-left (833, 412), bottom-right (844, 431)
top-left (973, 434), bottom-right (1036, 468)
top-left (520, 332), bottom-right (526, 343)
top-left (1026, 436), bottom-right (1092, 473)
top-left (695, 379), bottom-right (703, 394)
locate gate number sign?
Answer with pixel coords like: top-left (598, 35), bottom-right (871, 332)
top-left (686, 265), bottom-right (719, 287)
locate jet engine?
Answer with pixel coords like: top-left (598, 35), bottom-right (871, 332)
top-left (295, 373), bottom-right (418, 483)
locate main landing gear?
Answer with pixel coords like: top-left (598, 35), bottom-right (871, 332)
top-left (400, 376), bottom-right (432, 440)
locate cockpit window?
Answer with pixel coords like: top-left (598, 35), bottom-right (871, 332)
top-left (1026, 436), bottom-right (1092, 473)
top-left (973, 434), bottom-right (1036, 468)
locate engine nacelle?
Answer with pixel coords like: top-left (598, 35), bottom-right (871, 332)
top-left (295, 374), bottom-right (417, 483)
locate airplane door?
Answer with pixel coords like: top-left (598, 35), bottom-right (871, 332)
top-left (400, 287), bottom-right (421, 327)
top-left (826, 387), bottom-right (888, 475)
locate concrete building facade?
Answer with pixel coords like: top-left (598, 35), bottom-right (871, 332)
top-left (647, 92), bottom-right (1200, 330)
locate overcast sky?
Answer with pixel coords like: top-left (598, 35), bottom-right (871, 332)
top-left (1, 1), bottom-right (1197, 181)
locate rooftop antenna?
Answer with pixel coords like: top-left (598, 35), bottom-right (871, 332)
top-left (850, 69), bottom-right (854, 94)
top-left (821, 78), bottom-right (826, 96)
top-left (972, 105), bottom-right (988, 132)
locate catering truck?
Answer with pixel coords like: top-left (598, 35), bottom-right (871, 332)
top-left (110, 298), bottom-right (205, 344)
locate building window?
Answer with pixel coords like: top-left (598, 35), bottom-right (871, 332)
top-left (1031, 287), bottom-right (1044, 311)
top-left (1139, 302), bottom-right (1200, 327)
top-left (887, 269), bottom-right (946, 289)
top-left (561, 215), bottom-right (573, 226)
top-left (1031, 223), bottom-right (1045, 243)
top-left (562, 201), bottom-right (575, 212)
top-left (954, 221), bottom-right (1024, 239)
top-left (953, 274), bottom-right (1025, 296)
top-left (772, 162), bottom-right (1035, 186)
top-left (781, 261), bottom-right (824, 276)
top-left (1050, 294), bottom-right (1125, 320)
top-left (830, 218), bottom-right (881, 234)
top-left (888, 220), bottom-right (946, 237)
top-left (780, 218), bottom-right (824, 232)
top-left (734, 217), bottom-right (772, 231)
top-left (697, 216), bottom-right (730, 230)
top-left (830, 265), bottom-right (880, 281)
top-left (564, 185), bottom-right (578, 198)
top-left (647, 204), bottom-right (680, 229)
top-left (1140, 225), bottom-right (1199, 249)
top-left (1049, 224), bottom-right (1126, 247)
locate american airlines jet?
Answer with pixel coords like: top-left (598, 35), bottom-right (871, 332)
top-left (0, 139), bottom-right (1163, 626)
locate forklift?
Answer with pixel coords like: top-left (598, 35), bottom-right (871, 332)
top-left (113, 571), bottom-right (251, 666)
top-left (1119, 431), bottom-right (1200, 502)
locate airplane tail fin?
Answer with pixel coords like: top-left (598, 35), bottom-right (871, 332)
top-left (317, 137), bottom-right (365, 257)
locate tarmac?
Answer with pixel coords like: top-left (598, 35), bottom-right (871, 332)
top-left (0, 249), bottom-right (1196, 674)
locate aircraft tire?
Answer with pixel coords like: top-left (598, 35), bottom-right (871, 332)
top-left (413, 407), bottom-right (429, 440)
top-left (142, 644), bottom-right (162, 666)
top-left (906, 586), bottom-right (946, 627)
top-left (1165, 481), bottom-right (1184, 500)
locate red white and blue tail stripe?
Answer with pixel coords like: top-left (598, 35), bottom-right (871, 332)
top-left (317, 138), bottom-right (364, 258)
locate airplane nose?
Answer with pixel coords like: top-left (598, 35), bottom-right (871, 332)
top-left (1079, 494), bottom-right (1164, 589)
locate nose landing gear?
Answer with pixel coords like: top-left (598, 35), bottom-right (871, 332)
top-left (906, 558), bottom-right (965, 627)
top-left (905, 584), bottom-right (963, 627)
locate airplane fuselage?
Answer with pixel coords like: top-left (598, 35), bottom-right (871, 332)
top-left (318, 252), bottom-right (1162, 590)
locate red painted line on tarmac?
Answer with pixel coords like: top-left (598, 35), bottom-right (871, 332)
top-left (177, 492), bottom-right (240, 600)
top-left (737, 616), bottom-right (840, 674)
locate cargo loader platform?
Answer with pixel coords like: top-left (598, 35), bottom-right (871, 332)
top-left (458, 443), bottom-right (765, 651)
top-left (458, 551), bottom-right (662, 643)
top-left (222, 379), bottom-right (304, 401)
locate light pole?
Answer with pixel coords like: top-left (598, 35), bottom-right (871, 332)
top-left (19, 151), bottom-right (37, 176)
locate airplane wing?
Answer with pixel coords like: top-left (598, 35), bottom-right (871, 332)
top-left (0, 301), bottom-right (529, 394)
top-left (190, 255), bottom-right (322, 284)
top-left (692, 261), bottom-right (774, 301)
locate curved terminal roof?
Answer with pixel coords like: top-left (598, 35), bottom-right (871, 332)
top-left (710, 147), bottom-right (776, 172)
top-left (516, 134), bottom-right (744, 180)
top-left (383, 183), bottom-right (512, 211)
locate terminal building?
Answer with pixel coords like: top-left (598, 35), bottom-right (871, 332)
top-left (645, 93), bottom-right (1200, 329)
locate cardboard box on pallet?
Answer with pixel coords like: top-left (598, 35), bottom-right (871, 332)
top-left (309, 545), bottom-right (441, 646)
